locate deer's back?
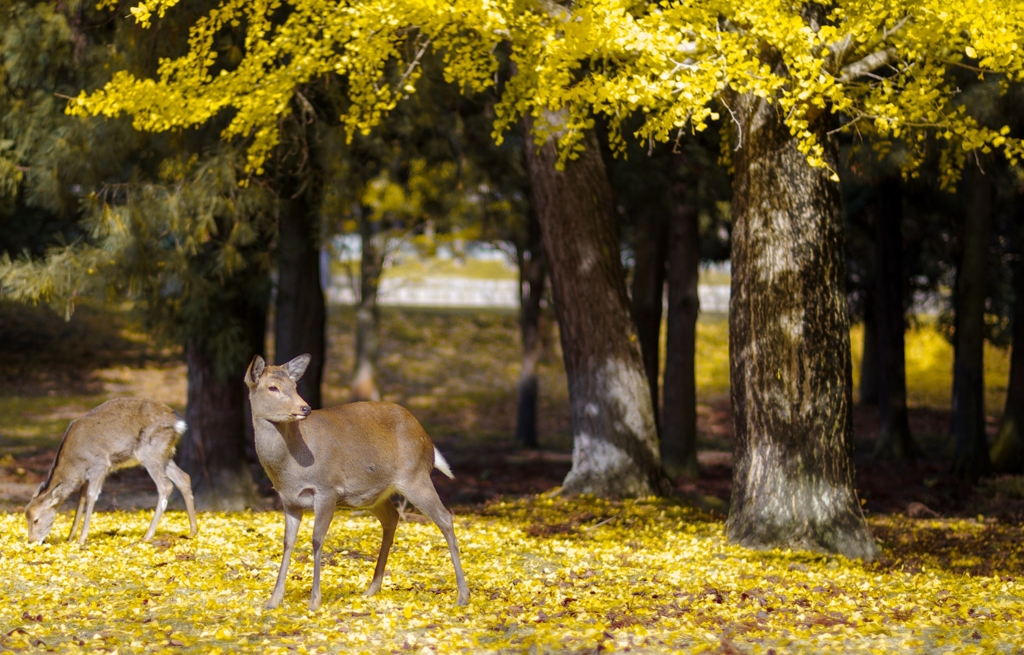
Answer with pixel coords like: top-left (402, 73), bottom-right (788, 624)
top-left (284, 401), bottom-right (435, 505)
top-left (62, 398), bottom-right (181, 472)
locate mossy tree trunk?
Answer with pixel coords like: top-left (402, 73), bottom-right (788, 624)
top-left (661, 201), bottom-right (700, 479)
top-left (351, 206), bottom-right (383, 402)
top-left (725, 91), bottom-right (878, 560)
top-left (516, 208), bottom-right (547, 449)
top-left (524, 120), bottom-right (671, 497)
top-left (951, 162), bottom-right (993, 482)
top-left (870, 177), bottom-right (916, 459)
top-left (630, 208), bottom-right (668, 436)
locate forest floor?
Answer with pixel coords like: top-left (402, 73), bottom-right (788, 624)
top-left (2, 300), bottom-right (1024, 654)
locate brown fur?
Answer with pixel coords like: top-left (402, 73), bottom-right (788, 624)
top-left (245, 354), bottom-right (469, 610)
top-left (25, 398), bottom-right (198, 545)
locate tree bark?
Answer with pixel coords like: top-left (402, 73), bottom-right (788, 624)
top-left (180, 341), bottom-right (261, 511)
top-left (725, 93), bottom-right (877, 561)
top-left (516, 208), bottom-right (547, 449)
top-left (351, 206), bottom-right (383, 402)
top-left (631, 209), bottom-right (668, 435)
top-left (991, 241), bottom-right (1024, 473)
top-left (275, 191), bottom-right (326, 409)
top-left (661, 202), bottom-right (700, 479)
top-left (859, 299), bottom-right (879, 405)
top-left (523, 119), bottom-right (671, 497)
top-left (870, 177), bottom-right (916, 459)
top-left (951, 162), bottom-right (993, 482)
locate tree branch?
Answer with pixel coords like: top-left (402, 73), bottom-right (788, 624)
top-left (839, 48), bottom-right (895, 83)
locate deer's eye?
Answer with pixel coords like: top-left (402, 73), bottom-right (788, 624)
top-left (268, 386), bottom-right (279, 392)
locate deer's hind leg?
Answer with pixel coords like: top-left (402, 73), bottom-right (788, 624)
top-left (165, 461), bottom-right (198, 537)
top-left (141, 458), bottom-right (175, 541)
top-left (400, 478), bottom-right (469, 606)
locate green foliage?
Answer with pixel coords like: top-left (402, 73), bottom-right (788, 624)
top-left (1, 149), bottom-right (273, 376)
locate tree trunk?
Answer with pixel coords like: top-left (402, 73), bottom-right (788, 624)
top-left (725, 93), bottom-right (877, 561)
top-left (661, 202), bottom-right (700, 479)
top-left (523, 119), bottom-right (671, 497)
top-left (351, 206), bottom-right (383, 402)
top-left (951, 162), bottom-right (993, 482)
top-left (870, 177), bottom-right (916, 459)
top-left (859, 299), bottom-right (879, 405)
top-left (991, 241), bottom-right (1024, 473)
top-left (631, 209), bottom-right (668, 435)
top-left (516, 208), bottom-right (547, 449)
top-left (275, 192), bottom-right (326, 409)
top-left (179, 341), bottom-right (261, 510)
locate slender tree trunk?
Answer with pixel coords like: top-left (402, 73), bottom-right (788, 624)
top-left (523, 119), bottom-right (671, 497)
top-left (725, 92), bottom-right (877, 561)
top-left (991, 244), bottom-right (1024, 473)
top-left (179, 342), bottom-right (261, 510)
top-left (951, 162), bottom-right (993, 482)
top-left (516, 208), bottom-right (547, 449)
top-left (860, 299), bottom-right (879, 405)
top-left (631, 209), bottom-right (668, 435)
top-left (871, 177), bottom-right (916, 459)
top-left (661, 202), bottom-right (700, 479)
top-left (351, 206), bottom-right (383, 402)
top-left (275, 191), bottom-right (326, 409)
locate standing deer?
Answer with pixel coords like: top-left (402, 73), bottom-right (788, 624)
top-left (25, 397), bottom-right (199, 545)
top-left (245, 354), bottom-right (470, 610)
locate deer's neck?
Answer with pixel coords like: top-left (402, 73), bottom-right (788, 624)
top-left (252, 417), bottom-right (299, 469)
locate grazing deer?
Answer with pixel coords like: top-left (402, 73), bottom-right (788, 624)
top-left (245, 354), bottom-right (470, 610)
top-left (25, 398), bottom-right (199, 545)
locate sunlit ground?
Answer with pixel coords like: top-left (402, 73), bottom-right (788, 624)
top-left (1, 302), bottom-right (1020, 653)
top-left (2, 498), bottom-right (1023, 654)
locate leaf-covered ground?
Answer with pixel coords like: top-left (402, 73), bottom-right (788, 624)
top-left (2, 299), bottom-right (1023, 653)
top-left (2, 497), bottom-right (1024, 654)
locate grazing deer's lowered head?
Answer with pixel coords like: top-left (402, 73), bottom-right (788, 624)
top-left (25, 398), bottom-right (198, 545)
top-left (245, 354), bottom-right (469, 610)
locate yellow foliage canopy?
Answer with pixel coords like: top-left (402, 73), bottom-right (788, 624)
top-left (71, 0), bottom-right (1024, 182)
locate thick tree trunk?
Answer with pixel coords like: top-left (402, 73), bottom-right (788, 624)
top-left (631, 209), bottom-right (668, 434)
top-left (991, 246), bottom-right (1024, 473)
top-left (516, 208), bottom-right (547, 449)
top-left (179, 342), bottom-right (261, 510)
top-left (725, 94), bottom-right (877, 561)
top-left (870, 177), bottom-right (916, 459)
top-left (523, 120), bottom-right (671, 497)
top-left (859, 300), bottom-right (879, 405)
top-left (275, 192), bottom-right (326, 409)
top-left (661, 202), bottom-right (700, 479)
top-left (951, 163), bottom-right (993, 482)
top-left (351, 207), bottom-right (383, 402)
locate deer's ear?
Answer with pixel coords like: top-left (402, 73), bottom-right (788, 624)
top-left (283, 354), bottom-right (311, 383)
top-left (245, 355), bottom-right (266, 389)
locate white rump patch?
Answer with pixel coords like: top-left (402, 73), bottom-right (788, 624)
top-left (433, 448), bottom-right (454, 479)
top-left (173, 419), bottom-right (187, 435)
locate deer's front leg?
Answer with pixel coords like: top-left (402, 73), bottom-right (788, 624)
top-left (308, 496), bottom-right (337, 611)
top-left (267, 505), bottom-right (303, 609)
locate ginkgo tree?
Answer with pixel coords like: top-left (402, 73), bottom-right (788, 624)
top-left (71, 0), bottom-right (1024, 558)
